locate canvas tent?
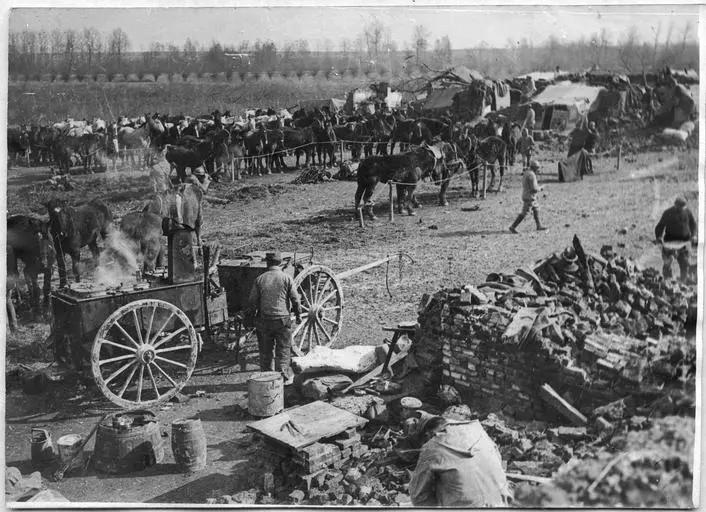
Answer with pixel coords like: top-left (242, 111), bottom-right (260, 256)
top-left (532, 81), bottom-right (603, 133)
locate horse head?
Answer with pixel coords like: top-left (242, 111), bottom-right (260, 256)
top-left (45, 198), bottom-right (73, 239)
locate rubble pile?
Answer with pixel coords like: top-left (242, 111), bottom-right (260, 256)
top-left (515, 416), bottom-right (694, 507)
top-left (291, 167), bottom-right (333, 184)
top-left (414, 236), bottom-right (696, 420)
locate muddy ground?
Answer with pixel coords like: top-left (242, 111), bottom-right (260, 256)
top-left (5, 143), bottom-right (699, 503)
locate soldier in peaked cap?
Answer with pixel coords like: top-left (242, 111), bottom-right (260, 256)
top-left (248, 251), bottom-right (302, 385)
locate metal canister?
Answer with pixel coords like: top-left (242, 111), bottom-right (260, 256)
top-left (400, 397), bottom-right (423, 420)
top-left (30, 428), bottom-right (56, 469)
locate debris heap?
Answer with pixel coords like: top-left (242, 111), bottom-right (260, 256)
top-left (414, 236), bottom-right (696, 421)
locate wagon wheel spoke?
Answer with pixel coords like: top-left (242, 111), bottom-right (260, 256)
top-left (312, 321), bottom-right (321, 347)
top-left (149, 311), bottom-right (176, 345)
top-left (321, 315), bottom-right (339, 326)
top-left (319, 289), bottom-right (338, 307)
top-left (320, 305), bottom-right (342, 312)
top-left (146, 364), bottom-right (160, 399)
top-left (152, 361), bottom-right (178, 388)
top-left (117, 364), bottom-right (138, 398)
top-left (315, 275), bottom-right (331, 303)
top-left (136, 365), bottom-right (144, 402)
top-left (292, 319), bottom-right (306, 338)
top-left (98, 338), bottom-right (137, 353)
top-left (104, 360), bottom-right (137, 386)
top-left (144, 305), bottom-right (157, 344)
top-left (155, 344), bottom-right (192, 354)
top-left (132, 309), bottom-right (144, 344)
top-left (315, 317), bottom-right (333, 344)
top-left (299, 285), bottom-right (312, 309)
top-left (99, 353), bottom-right (136, 366)
top-left (114, 321), bottom-right (140, 349)
top-left (152, 326), bottom-right (189, 349)
top-left (308, 275), bottom-right (314, 308)
top-left (155, 355), bottom-right (188, 369)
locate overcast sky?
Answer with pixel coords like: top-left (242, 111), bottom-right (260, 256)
top-left (10, 5), bottom-right (699, 52)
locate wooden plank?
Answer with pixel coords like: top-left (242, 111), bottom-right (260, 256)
top-left (335, 255), bottom-right (396, 281)
top-left (341, 350), bottom-right (409, 394)
top-left (539, 383), bottom-right (588, 426)
top-left (505, 473), bottom-right (552, 485)
top-left (247, 400), bottom-right (367, 450)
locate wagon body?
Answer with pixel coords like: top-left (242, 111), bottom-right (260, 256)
top-left (51, 278), bottom-right (209, 371)
top-left (216, 251), bottom-right (298, 315)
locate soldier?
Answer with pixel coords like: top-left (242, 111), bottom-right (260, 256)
top-left (409, 413), bottom-right (512, 507)
top-left (248, 252), bottom-right (302, 385)
top-left (509, 160), bottom-right (547, 233)
top-left (655, 197), bottom-right (697, 282)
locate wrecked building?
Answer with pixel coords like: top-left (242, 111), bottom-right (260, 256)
top-left (414, 237), bottom-right (696, 424)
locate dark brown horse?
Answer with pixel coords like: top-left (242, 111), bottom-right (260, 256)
top-left (46, 198), bottom-right (113, 287)
top-left (7, 215), bottom-right (55, 327)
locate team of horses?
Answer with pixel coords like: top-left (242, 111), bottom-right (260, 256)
top-left (6, 172), bottom-right (207, 330)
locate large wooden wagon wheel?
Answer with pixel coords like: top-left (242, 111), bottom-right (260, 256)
top-left (91, 299), bottom-right (199, 408)
top-left (291, 265), bottom-right (343, 356)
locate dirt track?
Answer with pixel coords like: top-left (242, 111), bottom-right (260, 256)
top-left (5, 144), bottom-right (699, 503)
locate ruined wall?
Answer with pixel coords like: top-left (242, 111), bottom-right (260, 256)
top-left (413, 242), bottom-right (696, 422)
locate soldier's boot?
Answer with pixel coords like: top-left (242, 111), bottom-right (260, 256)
top-left (365, 204), bottom-right (377, 220)
top-left (533, 209), bottom-right (548, 231)
top-left (509, 214), bottom-right (524, 234)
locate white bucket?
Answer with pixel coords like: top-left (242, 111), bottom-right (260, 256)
top-left (248, 372), bottom-right (284, 417)
top-left (57, 434), bottom-right (84, 471)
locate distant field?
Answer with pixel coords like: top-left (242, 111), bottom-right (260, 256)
top-left (8, 77), bottom-right (374, 123)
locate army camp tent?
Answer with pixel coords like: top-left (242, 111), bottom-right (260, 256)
top-left (532, 82), bottom-right (603, 133)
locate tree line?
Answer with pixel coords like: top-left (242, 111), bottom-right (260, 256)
top-left (8, 20), bottom-right (698, 80)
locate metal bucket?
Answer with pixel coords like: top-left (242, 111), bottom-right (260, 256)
top-left (30, 428), bottom-right (56, 469)
top-left (247, 371), bottom-right (284, 417)
top-left (171, 418), bottom-right (207, 472)
top-left (57, 434), bottom-right (84, 471)
top-left (400, 397), bottom-right (423, 420)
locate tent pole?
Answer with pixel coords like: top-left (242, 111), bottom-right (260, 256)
top-left (389, 183), bottom-right (394, 223)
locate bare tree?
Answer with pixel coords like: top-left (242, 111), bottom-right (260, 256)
top-left (363, 19), bottom-right (385, 65)
top-left (412, 24), bottom-right (430, 66)
top-left (432, 35), bottom-right (452, 68)
top-left (618, 26), bottom-right (639, 72)
top-left (108, 28), bottom-right (130, 66)
top-left (652, 21), bottom-right (662, 68)
top-left (82, 27), bottom-right (102, 72)
top-left (681, 20), bottom-right (694, 53)
top-left (64, 29), bottom-right (77, 74)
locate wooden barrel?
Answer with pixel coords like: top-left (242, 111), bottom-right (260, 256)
top-left (171, 419), bottom-right (207, 472)
top-left (248, 371), bottom-right (283, 417)
top-left (93, 411), bottom-right (164, 474)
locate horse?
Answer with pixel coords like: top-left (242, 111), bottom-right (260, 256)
top-left (117, 116), bottom-right (164, 168)
top-left (354, 147), bottom-right (438, 219)
top-left (144, 181), bottom-right (206, 252)
top-left (464, 135), bottom-right (508, 195)
top-left (46, 198), bottom-right (113, 287)
top-left (312, 118), bottom-right (337, 167)
top-left (119, 211), bottom-right (164, 272)
top-left (7, 215), bottom-right (55, 326)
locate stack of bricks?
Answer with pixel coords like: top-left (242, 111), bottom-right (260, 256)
top-left (415, 240), bottom-right (696, 422)
top-left (292, 428), bottom-right (367, 476)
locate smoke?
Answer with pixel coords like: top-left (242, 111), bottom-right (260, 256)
top-left (94, 229), bottom-right (143, 287)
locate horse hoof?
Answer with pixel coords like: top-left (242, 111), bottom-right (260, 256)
top-left (440, 201), bottom-right (449, 207)
top-left (407, 210), bottom-right (416, 216)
